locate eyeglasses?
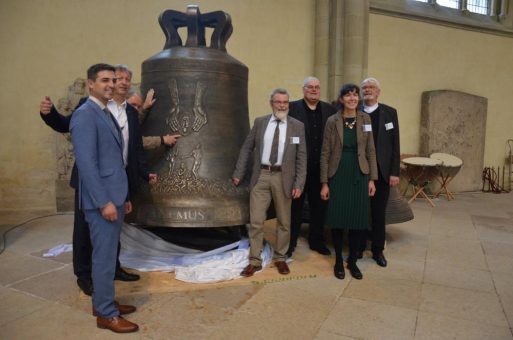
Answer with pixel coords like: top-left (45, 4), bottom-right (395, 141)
top-left (304, 85), bottom-right (320, 90)
top-left (272, 100), bottom-right (289, 105)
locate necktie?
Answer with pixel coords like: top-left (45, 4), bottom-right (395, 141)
top-left (103, 108), bottom-right (122, 141)
top-left (269, 119), bottom-right (281, 165)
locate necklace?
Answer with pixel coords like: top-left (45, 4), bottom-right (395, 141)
top-left (343, 117), bottom-right (356, 129)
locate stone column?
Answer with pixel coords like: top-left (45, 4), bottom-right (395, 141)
top-left (314, 0), bottom-right (331, 102)
top-left (325, 0), bottom-right (369, 101)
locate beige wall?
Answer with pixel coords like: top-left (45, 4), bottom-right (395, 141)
top-left (367, 13), bottom-right (513, 167)
top-left (0, 0), bottom-right (314, 212)
top-left (1, 1), bottom-right (512, 213)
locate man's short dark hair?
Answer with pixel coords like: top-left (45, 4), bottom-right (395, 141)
top-left (87, 63), bottom-right (115, 81)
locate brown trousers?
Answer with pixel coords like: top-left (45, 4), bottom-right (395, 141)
top-left (248, 170), bottom-right (291, 266)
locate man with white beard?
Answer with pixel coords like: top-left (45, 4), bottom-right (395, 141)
top-left (232, 88), bottom-right (307, 277)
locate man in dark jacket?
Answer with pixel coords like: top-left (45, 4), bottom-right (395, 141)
top-left (360, 77), bottom-right (400, 267)
top-left (288, 77), bottom-right (336, 257)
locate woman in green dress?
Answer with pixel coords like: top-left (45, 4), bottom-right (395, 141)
top-left (320, 83), bottom-right (378, 280)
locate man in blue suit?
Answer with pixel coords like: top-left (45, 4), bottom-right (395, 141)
top-left (40, 65), bottom-right (161, 296)
top-left (71, 63), bottom-right (139, 333)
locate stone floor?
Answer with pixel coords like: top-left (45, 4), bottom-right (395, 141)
top-left (1, 191), bottom-right (512, 339)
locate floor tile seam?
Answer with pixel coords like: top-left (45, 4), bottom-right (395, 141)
top-left (4, 263), bottom-right (69, 288)
top-left (340, 296), bottom-right (420, 313)
top-left (420, 281), bottom-right (503, 298)
top-left (313, 327), bottom-right (359, 340)
top-left (0, 303), bottom-right (46, 328)
top-left (424, 258), bottom-right (492, 271)
top-left (423, 258), bottom-right (489, 272)
top-left (417, 304), bottom-right (509, 328)
top-left (5, 285), bottom-right (57, 304)
top-left (489, 270), bottom-right (513, 331)
top-left (496, 294), bottom-right (513, 331)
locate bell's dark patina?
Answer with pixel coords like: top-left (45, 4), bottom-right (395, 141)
top-left (132, 5), bottom-right (249, 228)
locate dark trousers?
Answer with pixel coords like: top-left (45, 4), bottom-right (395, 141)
top-left (332, 229), bottom-right (364, 263)
top-left (369, 177), bottom-right (390, 253)
top-left (290, 166), bottom-right (327, 249)
top-left (73, 189), bottom-right (121, 281)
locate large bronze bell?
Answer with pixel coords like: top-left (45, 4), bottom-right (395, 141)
top-left (131, 5), bottom-right (250, 228)
top-left (385, 186), bottom-right (414, 224)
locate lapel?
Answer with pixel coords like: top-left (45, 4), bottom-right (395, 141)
top-left (334, 112), bottom-right (344, 145)
top-left (356, 111), bottom-right (365, 144)
top-left (283, 117), bottom-right (291, 156)
top-left (299, 101), bottom-right (310, 137)
top-left (88, 99), bottom-right (123, 148)
top-left (126, 104), bottom-right (137, 151)
top-left (378, 103), bottom-right (385, 138)
top-left (257, 115), bottom-right (272, 158)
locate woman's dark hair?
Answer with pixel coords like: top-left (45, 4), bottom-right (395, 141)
top-left (335, 83), bottom-right (360, 110)
top-left (338, 83), bottom-right (360, 98)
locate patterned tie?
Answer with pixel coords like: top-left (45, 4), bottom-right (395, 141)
top-left (269, 119), bottom-right (281, 165)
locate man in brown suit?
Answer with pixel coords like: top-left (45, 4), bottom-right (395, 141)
top-left (233, 88), bottom-right (307, 277)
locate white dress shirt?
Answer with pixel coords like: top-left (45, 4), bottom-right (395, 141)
top-left (261, 115), bottom-right (287, 166)
top-left (107, 100), bottom-right (129, 166)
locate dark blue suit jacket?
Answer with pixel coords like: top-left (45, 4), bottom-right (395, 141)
top-left (41, 97), bottom-right (150, 195)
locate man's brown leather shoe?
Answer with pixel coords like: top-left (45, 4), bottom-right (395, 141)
top-left (96, 316), bottom-right (139, 333)
top-left (93, 301), bottom-right (136, 316)
top-left (240, 264), bottom-right (262, 277)
top-left (275, 261), bottom-right (290, 275)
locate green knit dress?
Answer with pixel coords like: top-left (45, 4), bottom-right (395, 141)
top-left (325, 118), bottom-right (370, 230)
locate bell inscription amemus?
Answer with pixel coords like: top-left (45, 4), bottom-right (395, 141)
top-left (133, 5), bottom-right (250, 228)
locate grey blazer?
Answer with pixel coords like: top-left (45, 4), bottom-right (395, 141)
top-left (320, 110), bottom-right (378, 183)
top-left (233, 114), bottom-right (307, 198)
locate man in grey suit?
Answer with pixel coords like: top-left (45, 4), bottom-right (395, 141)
top-left (70, 63), bottom-right (138, 333)
top-left (233, 88), bottom-right (307, 277)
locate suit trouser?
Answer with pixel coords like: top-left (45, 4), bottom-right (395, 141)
top-left (369, 177), bottom-right (390, 253)
top-left (248, 170), bottom-right (291, 266)
top-left (84, 206), bottom-right (124, 318)
top-left (73, 189), bottom-right (122, 281)
top-left (290, 166), bottom-right (327, 249)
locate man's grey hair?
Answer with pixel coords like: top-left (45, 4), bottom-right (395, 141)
top-left (269, 88), bottom-right (289, 101)
top-left (303, 76), bottom-right (320, 87)
top-left (361, 77), bottom-right (381, 89)
top-left (114, 64), bottom-right (133, 77)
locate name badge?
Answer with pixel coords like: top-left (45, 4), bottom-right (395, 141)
top-left (290, 137), bottom-right (300, 144)
top-left (385, 122), bottom-right (394, 130)
top-left (363, 124), bottom-right (372, 132)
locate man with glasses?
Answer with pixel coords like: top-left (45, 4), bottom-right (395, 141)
top-left (360, 77), bottom-right (400, 268)
top-left (288, 77), bottom-right (336, 257)
top-left (233, 88), bottom-right (307, 277)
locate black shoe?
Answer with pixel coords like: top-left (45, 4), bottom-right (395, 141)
top-left (372, 253), bottom-right (388, 267)
top-left (333, 262), bottom-right (345, 280)
top-left (310, 244), bottom-right (331, 256)
top-left (347, 262), bottom-right (363, 280)
top-left (77, 278), bottom-right (93, 296)
top-left (115, 268), bottom-right (140, 281)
